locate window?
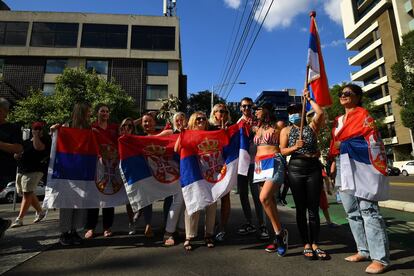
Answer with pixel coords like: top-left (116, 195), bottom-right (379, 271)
top-left (147, 61), bottom-right (168, 76)
top-left (81, 24), bottom-right (128, 49)
top-left (86, 60), bottom-right (108, 75)
top-left (131, 26), bottom-right (175, 50)
top-left (0, 58), bottom-right (4, 77)
top-left (43, 83), bottom-right (55, 96)
top-left (31, 22), bottom-right (78, 47)
top-left (146, 85), bottom-right (168, 100)
top-left (45, 59), bottom-right (68, 74)
top-left (0, 21), bottom-right (28, 46)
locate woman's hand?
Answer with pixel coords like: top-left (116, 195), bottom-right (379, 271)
top-left (303, 89), bottom-right (311, 101)
top-left (295, 139), bottom-right (304, 150)
top-left (334, 141), bottom-right (341, 150)
top-left (14, 152), bottom-right (22, 160)
top-left (330, 161), bottom-right (336, 179)
top-left (50, 124), bottom-right (61, 132)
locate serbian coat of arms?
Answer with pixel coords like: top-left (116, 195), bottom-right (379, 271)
top-left (197, 138), bottom-right (227, 183)
top-left (143, 144), bottom-right (180, 184)
top-left (95, 144), bottom-right (124, 195)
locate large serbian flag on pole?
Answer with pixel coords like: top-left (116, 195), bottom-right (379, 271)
top-left (118, 134), bottom-right (181, 212)
top-left (44, 128), bottom-right (128, 208)
top-left (307, 11), bottom-right (332, 107)
top-left (179, 122), bottom-right (249, 215)
top-left (329, 107), bottom-right (389, 201)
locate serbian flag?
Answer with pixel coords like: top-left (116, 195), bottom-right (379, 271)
top-left (307, 12), bottom-right (332, 107)
top-left (44, 128), bottom-right (128, 208)
top-left (118, 134), bottom-right (181, 212)
top-left (329, 107), bottom-right (389, 201)
top-left (179, 122), bottom-right (248, 215)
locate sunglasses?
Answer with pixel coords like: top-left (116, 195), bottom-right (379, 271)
top-left (196, 117), bottom-right (206, 122)
top-left (122, 124), bottom-right (133, 128)
top-left (216, 109), bottom-right (228, 114)
top-left (338, 90), bottom-right (355, 98)
top-left (241, 104), bottom-right (252, 109)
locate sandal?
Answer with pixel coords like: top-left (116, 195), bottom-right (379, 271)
top-left (204, 237), bottom-right (215, 248)
top-left (164, 233), bottom-right (175, 247)
top-left (303, 247), bottom-right (315, 260)
top-left (84, 229), bottom-right (94, 239)
top-left (103, 229), bottom-right (113, 237)
top-left (183, 239), bottom-right (192, 251)
top-left (314, 248), bottom-right (331, 260)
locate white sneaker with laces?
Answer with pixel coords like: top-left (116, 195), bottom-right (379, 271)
top-left (33, 210), bottom-right (46, 223)
top-left (11, 218), bottom-right (23, 228)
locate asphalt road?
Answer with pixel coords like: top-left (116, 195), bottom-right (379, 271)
top-left (1, 194), bottom-right (413, 276)
top-left (388, 176), bottom-right (414, 202)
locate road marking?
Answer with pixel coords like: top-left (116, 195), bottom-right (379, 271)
top-left (390, 182), bottom-right (414, 187)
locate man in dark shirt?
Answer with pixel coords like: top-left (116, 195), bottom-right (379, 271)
top-left (11, 122), bottom-right (51, 228)
top-left (0, 97), bottom-right (23, 239)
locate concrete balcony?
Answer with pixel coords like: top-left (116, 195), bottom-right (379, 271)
top-left (373, 95), bottom-right (391, 106)
top-left (350, 57), bottom-right (385, 81)
top-left (362, 75), bottom-right (388, 92)
top-left (384, 114), bottom-right (395, 124)
top-left (348, 39), bottom-right (382, 66)
top-left (347, 21), bottom-right (379, 51)
top-left (383, 136), bottom-right (398, 145)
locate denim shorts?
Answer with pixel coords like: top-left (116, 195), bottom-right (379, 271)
top-left (253, 154), bottom-right (285, 185)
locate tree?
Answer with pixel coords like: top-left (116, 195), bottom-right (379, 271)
top-left (391, 30), bottom-right (414, 129)
top-left (187, 90), bottom-right (225, 115)
top-left (10, 68), bottom-right (139, 126)
top-left (158, 94), bottom-right (181, 123)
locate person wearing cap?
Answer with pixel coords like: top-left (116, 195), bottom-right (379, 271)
top-left (236, 97), bottom-right (268, 240)
top-left (0, 97), bottom-right (23, 238)
top-left (280, 89), bottom-right (328, 260)
top-left (252, 101), bottom-right (288, 256)
top-left (11, 121), bottom-right (50, 228)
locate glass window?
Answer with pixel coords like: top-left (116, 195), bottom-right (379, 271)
top-left (45, 59), bottom-right (68, 74)
top-left (31, 22), bottom-right (78, 47)
top-left (86, 60), bottom-right (108, 75)
top-left (146, 85), bottom-right (168, 100)
top-left (147, 61), bottom-right (168, 76)
top-left (81, 24), bottom-right (128, 49)
top-left (0, 21), bottom-right (28, 46)
top-left (43, 83), bottom-right (55, 96)
top-left (131, 26), bottom-right (175, 50)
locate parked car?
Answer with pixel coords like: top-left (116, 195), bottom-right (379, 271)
top-left (401, 161), bottom-right (414, 176)
top-left (387, 166), bottom-right (400, 176)
top-left (0, 181), bottom-right (45, 203)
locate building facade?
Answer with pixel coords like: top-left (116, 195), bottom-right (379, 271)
top-left (340, 0), bottom-right (414, 161)
top-left (0, 9), bottom-right (186, 112)
top-left (254, 89), bottom-right (301, 122)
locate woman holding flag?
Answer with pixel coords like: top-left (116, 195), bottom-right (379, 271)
top-left (252, 102), bottom-right (288, 256)
top-left (280, 89), bottom-right (327, 260)
top-left (329, 84), bottom-right (389, 274)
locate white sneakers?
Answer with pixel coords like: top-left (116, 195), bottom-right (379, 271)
top-left (10, 210), bottom-right (46, 228)
top-left (11, 218), bottom-right (23, 228)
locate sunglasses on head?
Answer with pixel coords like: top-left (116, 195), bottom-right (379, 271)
top-left (338, 90), bottom-right (355, 98)
top-left (217, 109), bottom-right (228, 114)
top-left (241, 104), bottom-right (252, 109)
top-left (196, 116), bottom-right (206, 122)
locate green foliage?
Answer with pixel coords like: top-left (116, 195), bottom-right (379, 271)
top-left (10, 68), bottom-right (139, 125)
top-left (391, 30), bottom-right (414, 129)
top-left (187, 90), bottom-right (225, 115)
top-left (158, 94), bottom-right (182, 123)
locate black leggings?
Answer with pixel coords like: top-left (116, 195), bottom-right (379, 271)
top-left (288, 158), bottom-right (322, 244)
top-left (85, 207), bottom-right (114, 230)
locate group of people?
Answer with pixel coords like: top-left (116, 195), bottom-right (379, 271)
top-left (0, 83), bottom-right (390, 274)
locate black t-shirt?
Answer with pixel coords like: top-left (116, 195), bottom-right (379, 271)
top-left (0, 122), bottom-right (22, 178)
top-left (17, 135), bottom-right (51, 173)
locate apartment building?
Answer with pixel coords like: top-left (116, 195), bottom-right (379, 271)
top-left (0, 7), bottom-right (187, 112)
top-left (340, 0), bottom-right (414, 161)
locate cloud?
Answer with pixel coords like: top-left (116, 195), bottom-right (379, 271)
top-left (254, 0), bottom-right (314, 31)
top-left (321, 39), bottom-right (346, 48)
top-left (323, 0), bottom-right (342, 24)
top-left (224, 0), bottom-right (241, 9)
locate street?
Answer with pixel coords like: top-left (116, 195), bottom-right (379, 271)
top-left (388, 176), bottom-right (414, 202)
top-left (1, 193), bottom-right (413, 275)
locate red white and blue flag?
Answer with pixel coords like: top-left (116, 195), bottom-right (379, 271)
top-left (179, 122), bottom-right (249, 215)
top-left (307, 13), bottom-right (332, 107)
top-left (44, 128), bottom-right (128, 208)
top-left (118, 134), bottom-right (181, 212)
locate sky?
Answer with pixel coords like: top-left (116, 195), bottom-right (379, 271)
top-left (4, 0), bottom-right (352, 102)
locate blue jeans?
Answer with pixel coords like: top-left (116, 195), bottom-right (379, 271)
top-left (340, 191), bottom-right (390, 265)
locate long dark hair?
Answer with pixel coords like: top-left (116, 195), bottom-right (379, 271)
top-left (71, 102), bottom-right (91, 129)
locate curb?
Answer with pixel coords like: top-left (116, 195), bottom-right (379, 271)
top-left (379, 200), bottom-right (414, 213)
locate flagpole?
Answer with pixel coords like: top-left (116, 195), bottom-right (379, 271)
top-left (299, 11), bottom-right (316, 140)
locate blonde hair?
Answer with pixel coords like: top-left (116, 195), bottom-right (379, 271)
top-left (188, 111), bottom-right (208, 130)
top-left (172, 112), bottom-right (187, 132)
top-left (209, 103), bottom-right (231, 126)
top-left (120, 117), bottom-right (135, 134)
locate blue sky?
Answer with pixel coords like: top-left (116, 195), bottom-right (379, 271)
top-left (5, 0), bottom-right (351, 102)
